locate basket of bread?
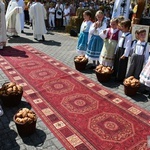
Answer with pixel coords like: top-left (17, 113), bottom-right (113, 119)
top-left (123, 76), bottom-right (140, 96)
top-left (95, 65), bottom-right (113, 82)
top-left (13, 108), bottom-right (37, 137)
top-left (74, 55), bottom-right (88, 71)
top-left (0, 82), bottom-right (23, 107)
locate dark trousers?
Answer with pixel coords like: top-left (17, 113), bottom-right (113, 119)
top-left (24, 10), bottom-right (29, 23)
top-left (114, 47), bottom-right (128, 81)
top-left (55, 18), bottom-right (62, 28)
top-left (126, 54), bottom-right (144, 79)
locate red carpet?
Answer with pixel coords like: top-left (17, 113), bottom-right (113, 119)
top-left (0, 45), bottom-right (150, 149)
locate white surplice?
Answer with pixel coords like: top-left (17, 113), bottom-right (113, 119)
top-left (29, 2), bottom-right (47, 40)
top-left (0, 0), bottom-right (7, 49)
top-left (111, 0), bottom-right (131, 19)
top-left (5, 0), bottom-right (22, 36)
top-left (18, 0), bottom-right (24, 31)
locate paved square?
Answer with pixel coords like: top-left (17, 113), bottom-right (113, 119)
top-left (0, 26), bottom-right (150, 150)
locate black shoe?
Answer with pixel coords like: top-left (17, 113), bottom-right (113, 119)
top-left (12, 35), bottom-right (20, 38)
top-left (88, 65), bottom-right (96, 69)
top-left (114, 78), bottom-right (123, 83)
top-left (38, 40), bottom-right (43, 42)
top-left (42, 35), bottom-right (45, 41)
top-left (140, 89), bottom-right (149, 95)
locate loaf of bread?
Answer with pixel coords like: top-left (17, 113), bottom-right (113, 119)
top-left (15, 108), bottom-right (36, 124)
top-left (74, 55), bottom-right (88, 63)
top-left (123, 76), bottom-right (140, 88)
top-left (0, 82), bottom-right (23, 96)
top-left (95, 65), bottom-right (113, 74)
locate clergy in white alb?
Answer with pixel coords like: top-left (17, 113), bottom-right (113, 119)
top-left (111, 0), bottom-right (131, 19)
top-left (5, 0), bottom-right (22, 37)
top-left (0, 0), bottom-right (7, 49)
top-left (29, 0), bottom-right (47, 41)
top-left (18, 0), bottom-right (25, 32)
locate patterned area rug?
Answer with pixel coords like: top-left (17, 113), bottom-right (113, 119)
top-left (0, 45), bottom-right (150, 150)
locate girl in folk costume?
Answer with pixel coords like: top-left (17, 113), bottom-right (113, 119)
top-left (76, 10), bottom-right (92, 55)
top-left (126, 29), bottom-right (150, 79)
top-left (113, 19), bottom-right (132, 81)
top-left (140, 56), bottom-right (150, 98)
top-left (117, 16), bottom-right (125, 31)
top-left (0, 0), bottom-right (7, 50)
top-left (86, 10), bottom-right (107, 67)
top-left (99, 18), bottom-right (122, 67)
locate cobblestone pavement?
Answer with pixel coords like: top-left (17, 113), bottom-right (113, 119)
top-left (0, 26), bottom-right (150, 150)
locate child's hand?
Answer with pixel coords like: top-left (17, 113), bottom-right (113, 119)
top-left (94, 21), bottom-right (99, 28)
top-left (94, 22), bottom-right (98, 28)
top-left (120, 55), bottom-right (126, 60)
top-left (103, 30), bottom-right (106, 34)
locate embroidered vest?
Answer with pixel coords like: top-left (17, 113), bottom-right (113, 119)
top-left (106, 29), bottom-right (120, 41)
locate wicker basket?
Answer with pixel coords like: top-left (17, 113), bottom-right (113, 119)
top-left (0, 91), bottom-right (23, 107)
top-left (13, 109), bottom-right (37, 137)
top-left (124, 85), bottom-right (139, 96)
top-left (74, 57), bottom-right (88, 71)
top-left (95, 71), bottom-right (112, 83)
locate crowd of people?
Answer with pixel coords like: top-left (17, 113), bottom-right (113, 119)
top-left (76, 9), bottom-right (150, 98)
top-left (24, 0), bottom-right (114, 30)
top-left (0, 0), bottom-right (115, 46)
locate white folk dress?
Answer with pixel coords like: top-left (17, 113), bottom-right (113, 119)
top-left (76, 20), bottom-right (93, 55)
top-left (86, 20), bottom-right (107, 61)
top-left (99, 28), bottom-right (122, 67)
